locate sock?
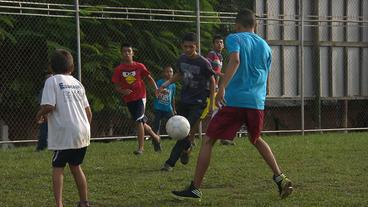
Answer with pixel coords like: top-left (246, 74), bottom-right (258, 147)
top-left (273, 173), bottom-right (285, 183)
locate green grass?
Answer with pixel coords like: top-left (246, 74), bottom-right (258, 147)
top-left (1, 132), bottom-right (368, 207)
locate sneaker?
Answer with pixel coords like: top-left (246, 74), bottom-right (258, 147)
top-left (220, 140), bottom-right (235, 145)
top-left (180, 151), bottom-right (189, 165)
top-left (160, 163), bottom-right (173, 171)
top-left (152, 139), bottom-right (162, 152)
top-left (172, 182), bottom-right (202, 201)
top-left (133, 149), bottom-right (143, 155)
top-left (273, 174), bottom-right (293, 199)
top-left (77, 200), bottom-right (91, 207)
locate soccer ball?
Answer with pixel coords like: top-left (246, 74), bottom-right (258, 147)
top-left (165, 115), bottom-right (190, 140)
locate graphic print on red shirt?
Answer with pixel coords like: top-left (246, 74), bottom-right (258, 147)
top-left (112, 61), bottom-right (150, 103)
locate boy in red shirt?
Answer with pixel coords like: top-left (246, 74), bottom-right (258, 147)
top-left (112, 43), bottom-right (161, 155)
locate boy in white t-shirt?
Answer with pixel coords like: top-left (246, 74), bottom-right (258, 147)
top-left (35, 49), bottom-right (92, 207)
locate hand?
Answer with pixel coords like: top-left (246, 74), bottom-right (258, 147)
top-left (36, 115), bottom-right (45, 124)
top-left (215, 87), bottom-right (226, 108)
top-left (158, 86), bottom-right (165, 93)
top-left (121, 89), bottom-right (132, 96)
top-left (154, 88), bottom-right (159, 98)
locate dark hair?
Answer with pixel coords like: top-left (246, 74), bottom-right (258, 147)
top-left (121, 42), bottom-right (133, 50)
top-left (182, 32), bottom-right (197, 43)
top-left (50, 49), bottom-right (73, 74)
top-left (162, 64), bottom-right (173, 72)
top-left (212, 34), bottom-right (223, 43)
top-left (235, 9), bottom-right (256, 29)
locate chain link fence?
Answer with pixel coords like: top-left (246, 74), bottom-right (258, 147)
top-left (0, 0), bottom-right (367, 144)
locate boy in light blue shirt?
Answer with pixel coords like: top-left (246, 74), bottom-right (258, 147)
top-left (172, 9), bottom-right (293, 201)
top-left (153, 65), bottom-right (176, 135)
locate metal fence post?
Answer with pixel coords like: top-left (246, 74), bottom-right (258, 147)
top-left (75, 0), bottom-right (82, 81)
top-left (299, 0), bottom-right (305, 135)
top-left (196, 0), bottom-right (203, 139)
top-left (1, 120), bottom-right (14, 149)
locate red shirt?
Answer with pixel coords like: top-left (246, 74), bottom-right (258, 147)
top-left (112, 61), bottom-right (150, 103)
top-left (207, 50), bottom-right (223, 75)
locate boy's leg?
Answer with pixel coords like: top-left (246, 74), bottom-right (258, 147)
top-left (144, 123), bottom-right (160, 142)
top-left (69, 165), bottom-right (88, 206)
top-left (246, 109), bottom-right (292, 198)
top-left (253, 137), bottom-right (293, 198)
top-left (187, 119), bottom-right (200, 144)
top-left (253, 137), bottom-right (281, 175)
top-left (152, 110), bottom-right (162, 135)
top-left (136, 122), bottom-right (145, 152)
top-left (163, 137), bottom-right (191, 168)
top-left (193, 136), bottom-right (217, 187)
top-left (179, 119), bottom-right (200, 165)
top-left (52, 167), bottom-right (64, 207)
top-left (144, 122), bottom-right (161, 152)
top-left (178, 104), bottom-right (207, 164)
top-left (127, 99), bottom-right (147, 154)
top-left (171, 135), bottom-right (216, 199)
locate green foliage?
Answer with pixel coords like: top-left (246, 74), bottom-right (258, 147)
top-left (0, 0), bottom-right (228, 136)
top-left (0, 16), bottom-right (16, 43)
top-left (1, 133), bottom-right (368, 206)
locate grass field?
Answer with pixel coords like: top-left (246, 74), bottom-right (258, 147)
top-left (1, 132), bottom-right (368, 207)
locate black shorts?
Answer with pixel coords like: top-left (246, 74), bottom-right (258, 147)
top-left (52, 147), bottom-right (87, 168)
top-left (177, 102), bottom-right (207, 127)
top-left (127, 99), bottom-right (148, 123)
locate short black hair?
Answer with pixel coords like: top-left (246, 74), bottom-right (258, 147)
top-left (235, 9), bottom-right (256, 29)
top-left (212, 34), bottom-right (223, 43)
top-left (162, 64), bottom-right (173, 72)
top-left (121, 42), bottom-right (133, 50)
top-left (182, 32), bottom-right (197, 43)
top-left (163, 64), bottom-right (172, 69)
top-left (50, 49), bottom-right (73, 74)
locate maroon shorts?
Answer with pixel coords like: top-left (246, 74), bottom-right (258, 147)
top-left (206, 106), bottom-right (264, 144)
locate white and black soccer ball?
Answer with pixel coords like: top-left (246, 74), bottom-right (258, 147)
top-left (165, 115), bottom-right (190, 140)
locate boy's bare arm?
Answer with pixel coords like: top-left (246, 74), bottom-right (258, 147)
top-left (85, 106), bottom-right (92, 124)
top-left (35, 105), bottom-right (55, 122)
top-left (160, 73), bottom-right (182, 89)
top-left (145, 74), bottom-right (159, 97)
top-left (216, 52), bottom-right (240, 107)
top-left (172, 98), bottom-right (176, 114)
top-left (146, 74), bottom-right (158, 90)
top-left (114, 83), bottom-right (132, 96)
top-left (209, 75), bottom-right (216, 113)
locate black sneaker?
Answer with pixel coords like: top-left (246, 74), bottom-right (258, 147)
top-left (160, 163), bottom-right (173, 171)
top-left (172, 182), bottom-right (202, 201)
top-left (220, 140), bottom-right (235, 145)
top-left (273, 174), bottom-right (293, 199)
top-left (180, 151), bottom-right (189, 165)
top-left (152, 139), bottom-right (162, 152)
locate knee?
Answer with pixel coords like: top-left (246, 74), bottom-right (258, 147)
top-left (249, 136), bottom-right (262, 146)
top-left (203, 136), bottom-right (216, 146)
top-left (69, 165), bottom-right (81, 174)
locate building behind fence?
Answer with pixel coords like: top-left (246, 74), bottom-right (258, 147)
top-left (0, 0), bottom-right (367, 143)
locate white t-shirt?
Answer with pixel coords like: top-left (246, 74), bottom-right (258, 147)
top-left (41, 74), bottom-right (90, 150)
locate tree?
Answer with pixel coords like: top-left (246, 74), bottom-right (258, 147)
top-left (0, 0), bottom-right (225, 139)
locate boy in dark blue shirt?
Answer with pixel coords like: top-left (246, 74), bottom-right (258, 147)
top-left (159, 32), bottom-right (216, 171)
